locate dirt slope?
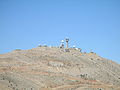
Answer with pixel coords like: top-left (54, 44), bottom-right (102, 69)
top-left (0, 47), bottom-right (120, 90)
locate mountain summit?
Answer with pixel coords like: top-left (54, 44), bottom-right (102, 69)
top-left (0, 46), bottom-right (120, 90)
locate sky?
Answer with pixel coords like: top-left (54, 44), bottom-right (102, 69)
top-left (0, 0), bottom-right (120, 64)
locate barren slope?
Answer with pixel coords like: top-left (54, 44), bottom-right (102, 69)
top-left (0, 47), bottom-right (120, 90)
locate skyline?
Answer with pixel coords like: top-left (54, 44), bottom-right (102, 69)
top-left (0, 0), bottom-right (120, 64)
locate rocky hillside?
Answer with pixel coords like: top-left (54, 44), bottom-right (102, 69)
top-left (0, 46), bottom-right (120, 90)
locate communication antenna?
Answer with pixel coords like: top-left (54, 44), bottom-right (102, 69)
top-left (65, 38), bottom-right (69, 48)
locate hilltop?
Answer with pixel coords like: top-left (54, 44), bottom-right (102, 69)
top-left (0, 46), bottom-right (120, 90)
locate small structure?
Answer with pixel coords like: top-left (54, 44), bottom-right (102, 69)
top-left (73, 45), bottom-right (76, 48)
top-left (90, 49), bottom-right (94, 53)
top-left (43, 44), bottom-right (47, 47)
top-left (75, 48), bottom-right (82, 52)
top-left (38, 44), bottom-right (42, 47)
top-left (59, 40), bottom-right (64, 48)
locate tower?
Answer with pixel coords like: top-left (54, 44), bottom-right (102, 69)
top-left (65, 38), bottom-right (69, 48)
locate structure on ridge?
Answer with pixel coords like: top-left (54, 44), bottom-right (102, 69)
top-left (60, 40), bottom-right (64, 48)
top-left (65, 38), bottom-right (69, 48)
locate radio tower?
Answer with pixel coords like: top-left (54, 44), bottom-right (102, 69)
top-left (65, 38), bottom-right (69, 48)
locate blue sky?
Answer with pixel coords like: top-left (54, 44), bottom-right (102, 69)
top-left (0, 0), bottom-right (120, 64)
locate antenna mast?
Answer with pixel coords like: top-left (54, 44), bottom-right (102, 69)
top-left (65, 38), bottom-right (69, 48)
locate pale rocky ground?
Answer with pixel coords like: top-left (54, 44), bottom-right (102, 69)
top-left (0, 46), bottom-right (120, 90)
